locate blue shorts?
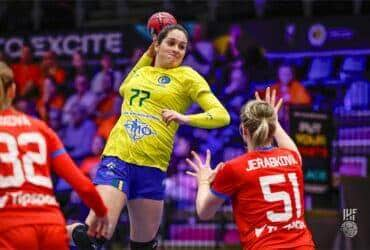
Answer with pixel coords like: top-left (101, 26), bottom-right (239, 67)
top-left (93, 156), bottom-right (166, 200)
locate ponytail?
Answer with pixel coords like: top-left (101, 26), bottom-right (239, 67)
top-left (252, 118), bottom-right (270, 147)
top-left (240, 100), bottom-right (276, 148)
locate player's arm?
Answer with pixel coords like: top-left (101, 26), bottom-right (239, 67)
top-left (42, 124), bottom-right (107, 217)
top-left (187, 91), bottom-right (230, 128)
top-left (195, 181), bottom-right (225, 220)
top-left (256, 87), bottom-right (302, 162)
top-left (186, 150), bottom-right (228, 220)
top-left (162, 91), bottom-right (230, 128)
top-left (51, 152), bottom-right (107, 217)
top-left (119, 41), bottom-right (155, 94)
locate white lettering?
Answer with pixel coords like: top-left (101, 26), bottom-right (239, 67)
top-left (62, 34), bottom-right (81, 55)
top-left (31, 36), bottom-right (47, 57)
top-left (5, 191), bottom-right (58, 207)
top-left (48, 36), bottom-right (63, 55)
top-left (0, 195), bottom-right (9, 208)
top-left (298, 121), bottom-right (322, 134)
top-left (246, 155), bottom-right (298, 171)
top-left (105, 33), bottom-right (122, 53)
top-left (0, 115), bottom-right (31, 127)
top-left (5, 38), bottom-right (23, 58)
top-left (267, 225), bottom-right (278, 233)
top-left (2, 33), bottom-right (124, 58)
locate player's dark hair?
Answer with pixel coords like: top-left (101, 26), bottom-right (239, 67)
top-left (0, 62), bottom-right (15, 110)
top-left (157, 24), bottom-right (189, 44)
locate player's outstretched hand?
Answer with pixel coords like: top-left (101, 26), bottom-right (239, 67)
top-left (255, 87), bottom-right (283, 121)
top-left (162, 109), bottom-right (189, 126)
top-left (87, 215), bottom-right (111, 239)
top-left (186, 149), bottom-right (224, 185)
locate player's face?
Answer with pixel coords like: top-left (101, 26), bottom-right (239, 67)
top-left (156, 29), bottom-right (187, 68)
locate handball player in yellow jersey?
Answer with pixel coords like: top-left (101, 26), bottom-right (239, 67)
top-left (69, 24), bottom-right (230, 250)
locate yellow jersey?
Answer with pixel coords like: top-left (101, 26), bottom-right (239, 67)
top-left (103, 54), bottom-right (230, 171)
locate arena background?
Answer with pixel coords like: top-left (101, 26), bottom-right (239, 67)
top-left (1, 1), bottom-right (369, 249)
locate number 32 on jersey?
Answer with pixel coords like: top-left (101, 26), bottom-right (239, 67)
top-left (0, 132), bottom-right (51, 189)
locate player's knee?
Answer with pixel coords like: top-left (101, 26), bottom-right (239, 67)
top-left (130, 238), bottom-right (158, 250)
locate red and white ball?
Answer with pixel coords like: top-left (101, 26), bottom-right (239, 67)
top-left (147, 12), bottom-right (177, 36)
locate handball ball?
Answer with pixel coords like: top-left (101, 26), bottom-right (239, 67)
top-left (147, 12), bottom-right (177, 36)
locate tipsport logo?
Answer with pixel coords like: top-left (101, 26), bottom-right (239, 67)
top-left (124, 119), bottom-right (156, 142)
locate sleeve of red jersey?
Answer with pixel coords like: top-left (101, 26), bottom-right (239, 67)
top-left (211, 162), bottom-right (240, 200)
top-left (42, 123), bottom-right (107, 217)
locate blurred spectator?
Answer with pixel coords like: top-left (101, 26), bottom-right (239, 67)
top-left (71, 50), bottom-right (89, 77)
top-left (36, 76), bottom-right (65, 121)
top-left (183, 23), bottom-right (215, 77)
top-left (80, 135), bottom-right (106, 179)
top-left (95, 72), bottom-right (122, 130)
top-left (214, 24), bottom-right (242, 59)
top-left (63, 104), bottom-right (96, 162)
top-left (63, 74), bottom-right (98, 124)
top-left (343, 80), bottom-right (370, 110)
top-left (11, 45), bottom-right (41, 98)
top-left (95, 72), bottom-right (121, 138)
top-left (14, 98), bottom-right (37, 117)
top-left (173, 136), bottom-right (191, 158)
top-left (91, 53), bottom-right (122, 94)
top-left (40, 50), bottom-right (66, 88)
top-left (48, 108), bottom-right (65, 139)
top-left (271, 63), bottom-right (312, 105)
top-left (164, 160), bottom-right (197, 209)
top-left (225, 67), bottom-right (248, 95)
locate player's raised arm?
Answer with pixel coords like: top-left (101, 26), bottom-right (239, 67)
top-left (186, 150), bottom-right (225, 220)
top-left (255, 87), bottom-right (301, 162)
top-left (119, 40), bottom-right (156, 95)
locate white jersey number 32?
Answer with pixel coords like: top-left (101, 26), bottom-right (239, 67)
top-left (0, 132), bottom-right (52, 189)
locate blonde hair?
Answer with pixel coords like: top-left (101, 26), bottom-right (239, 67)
top-left (240, 100), bottom-right (276, 147)
top-left (0, 62), bottom-right (15, 110)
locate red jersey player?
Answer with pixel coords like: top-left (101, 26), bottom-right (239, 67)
top-left (187, 87), bottom-right (315, 250)
top-left (0, 62), bottom-right (109, 249)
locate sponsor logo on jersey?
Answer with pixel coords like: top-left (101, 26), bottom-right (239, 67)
top-left (158, 75), bottom-right (171, 85)
top-left (255, 219), bottom-right (307, 238)
top-left (0, 191), bottom-right (58, 208)
top-left (124, 119), bottom-right (156, 141)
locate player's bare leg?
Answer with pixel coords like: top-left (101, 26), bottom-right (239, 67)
top-left (68, 185), bottom-right (126, 249)
top-left (127, 199), bottom-right (164, 249)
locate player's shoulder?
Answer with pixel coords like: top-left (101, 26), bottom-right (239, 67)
top-left (176, 66), bottom-right (202, 78)
top-left (25, 114), bottom-right (53, 135)
top-left (225, 153), bottom-right (248, 169)
top-left (135, 66), bottom-right (152, 75)
top-left (272, 147), bottom-right (298, 157)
